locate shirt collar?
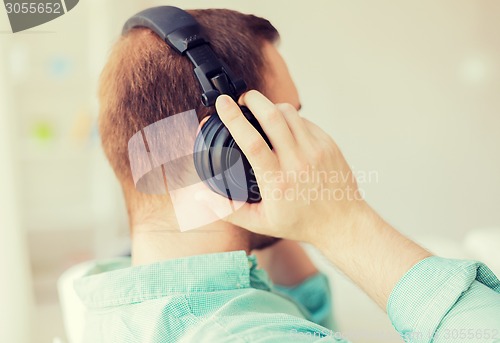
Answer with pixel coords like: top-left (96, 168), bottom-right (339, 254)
top-left (74, 250), bottom-right (271, 309)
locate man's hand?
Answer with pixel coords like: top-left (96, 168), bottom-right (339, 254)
top-left (212, 91), bottom-right (431, 309)
top-left (214, 90), bottom-right (364, 245)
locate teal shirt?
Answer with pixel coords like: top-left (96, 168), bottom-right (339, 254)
top-left (75, 251), bottom-right (500, 343)
top-left (388, 257), bottom-right (500, 343)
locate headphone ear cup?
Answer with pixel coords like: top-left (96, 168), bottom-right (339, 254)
top-left (194, 108), bottom-right (269, 203)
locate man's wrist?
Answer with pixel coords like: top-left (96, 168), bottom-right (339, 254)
top-left (311, 200), bottom-right (375, 253)
top-left (312, 200), bottom-right (432, 308)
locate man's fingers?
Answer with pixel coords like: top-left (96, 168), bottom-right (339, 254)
top-left (224, 203), bottom-right (268, 235)
top-left (215, 95), bottom-right (278, 174)
top-left (239, 90), bottom-right (297, 155)
top-left (275, 103), bottom-right (312, 145)
top-left (302, 118), bottom-right (331, 141)
top-left (197, 188), bottom-right (267, 234)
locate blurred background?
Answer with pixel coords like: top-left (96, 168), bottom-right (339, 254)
top-left (0, 1), bottom-right (499, 342)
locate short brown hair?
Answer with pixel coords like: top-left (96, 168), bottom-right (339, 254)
top-left (98, 9), bottom-right (279, 222)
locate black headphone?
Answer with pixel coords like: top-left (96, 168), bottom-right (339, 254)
top-left (123, 6), bottom-right (270, 203)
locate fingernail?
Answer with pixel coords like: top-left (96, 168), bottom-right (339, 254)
top-left (216, 95), bottom-right (231, 109)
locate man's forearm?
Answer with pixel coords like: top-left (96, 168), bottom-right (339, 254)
top-left (316, 203), bottom-right (432, 309)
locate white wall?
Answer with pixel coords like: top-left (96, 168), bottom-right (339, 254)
top-left (0, 41), bottom-right (34, 343)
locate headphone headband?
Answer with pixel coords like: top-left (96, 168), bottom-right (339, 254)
top-left (123, 6), bottom-right (247, 107)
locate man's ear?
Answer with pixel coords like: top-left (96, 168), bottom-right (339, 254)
top-left (197, 115), bottom-right (211, 135)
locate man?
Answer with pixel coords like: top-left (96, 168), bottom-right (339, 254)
top-left (77, 7), bottom-right (500, 343)
top-left (76, 9), bottom-right (334, 343)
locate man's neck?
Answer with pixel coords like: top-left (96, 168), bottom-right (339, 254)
top-left (131, 221), bottom-right (252, 266)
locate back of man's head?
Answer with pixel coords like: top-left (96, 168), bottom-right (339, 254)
top-left (98, 9), bottom-right (279, 226)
